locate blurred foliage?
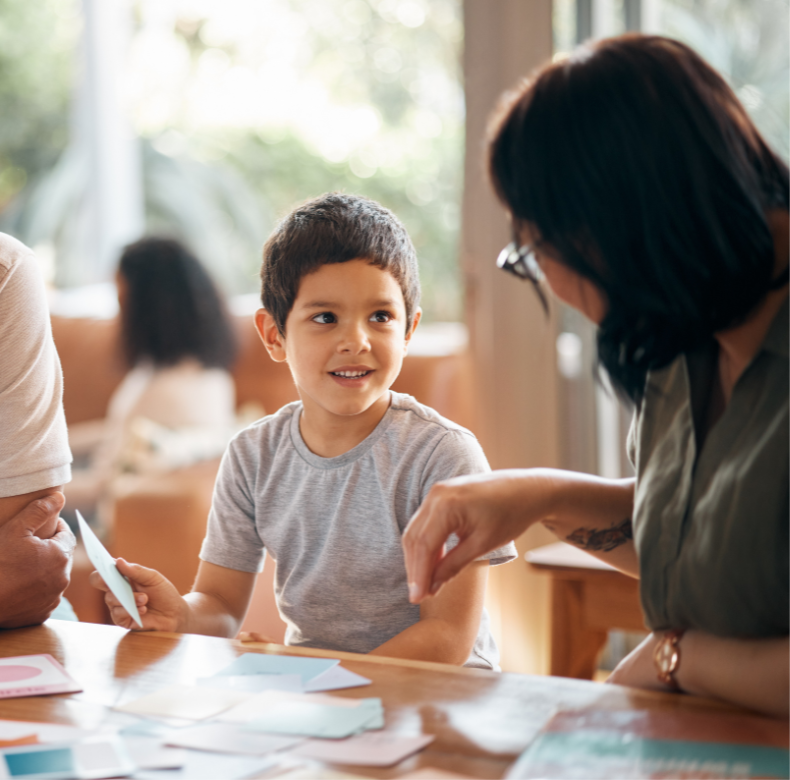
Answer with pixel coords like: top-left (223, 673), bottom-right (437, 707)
top-left (552, 0), bottom-right (789, 162)
top-left (0, 0), bottom-right (78, 210)
top-left (138, 0), bottom-right (465, 319)
top-left (661, 0), bottom-right (789, 161)
top-left (0, 0), bottom-right (464, 320)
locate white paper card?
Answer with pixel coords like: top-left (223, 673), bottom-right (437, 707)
top-left (165, 723), bottom-right (302, 756)
top-left (304, 666), bottom-right (372, 693)
top-left (76, 510), bottom-right (142, 628)
top-left (115, 685), bottom-right (250, 721)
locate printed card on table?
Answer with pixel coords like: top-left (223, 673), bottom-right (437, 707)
top-left (0, 655), bottom-right (81, 699)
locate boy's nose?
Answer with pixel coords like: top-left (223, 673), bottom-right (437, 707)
top-left (337, 322), bottom-right (371, 353)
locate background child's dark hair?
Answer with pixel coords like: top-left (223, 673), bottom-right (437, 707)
top-left (487, 34), bottom-right (789, 402)
top-left (260, 193), bottom-right (421, 334)
top-left (118, 237), bottom-right (238, 370)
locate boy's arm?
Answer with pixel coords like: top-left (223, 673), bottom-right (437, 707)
top-left (369, 560), bottom-right (488, 665)
top-left (91, 559), bottom-right (256, 638)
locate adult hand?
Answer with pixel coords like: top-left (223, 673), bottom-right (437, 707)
top-left (403, 470), bottom-right (546, 604)
top-left (89, 558), bottom-right (186, 632)
top-left (0, 493), bottom-right (76, 628)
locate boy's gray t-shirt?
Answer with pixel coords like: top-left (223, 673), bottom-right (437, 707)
top-left (200, 391), bottom-right (517, 669)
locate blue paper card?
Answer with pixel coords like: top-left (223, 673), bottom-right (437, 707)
top-left (214, 654), bottom-right (339, 683)
top-left (244, 697), bottom-right (384, 739)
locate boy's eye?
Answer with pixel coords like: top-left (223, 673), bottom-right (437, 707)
top-left (370, 311), bottom-right (392, 323)
top-left (312, 312), bottom-right (336, 324)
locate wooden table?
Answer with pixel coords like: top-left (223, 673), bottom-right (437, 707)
top-left (526, 543), bottom-right (646, 680)
top-left (0, 620), bottom-right (785, 779)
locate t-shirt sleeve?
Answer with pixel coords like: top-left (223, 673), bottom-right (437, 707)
top-left (199, 436), bottom-right (265, 574)
top-left (0, 239), bottom-right (71, 496)
top-left (420, 430), bottom-right (517, 567)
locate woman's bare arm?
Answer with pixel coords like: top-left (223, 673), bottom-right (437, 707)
top-left (608, 630), bottom-right (789, 718)
top-left (403, 468), bottom-right (637, 603)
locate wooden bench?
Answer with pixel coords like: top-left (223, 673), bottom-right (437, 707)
top-left (526, 542), bottom-right (646, 680)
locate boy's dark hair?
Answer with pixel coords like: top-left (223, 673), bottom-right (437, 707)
top-left (488, 34), bottom-right (789, 402)
top-left (118, 237), bottom-right (238, 370)
top-left (260, 193), bottom-right (421, 334)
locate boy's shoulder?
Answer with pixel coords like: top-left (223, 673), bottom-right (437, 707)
top-left (387, 392), bottom-right (477, 442)
top-left (229, 400), bottom-right (300, 454)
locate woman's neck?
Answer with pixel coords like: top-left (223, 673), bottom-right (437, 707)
top-left (714, 209), bottom-right (789, 402)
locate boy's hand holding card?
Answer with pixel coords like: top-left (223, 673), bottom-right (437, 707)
top-left (80, 511), bottom-right (184, 631)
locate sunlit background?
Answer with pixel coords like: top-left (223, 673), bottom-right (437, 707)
top-left (0, 0), bottom-right (786, 325)
top-left (0, 0), bottom-right (787, 674)
top-left (0, 0), bottom-right (464, 321)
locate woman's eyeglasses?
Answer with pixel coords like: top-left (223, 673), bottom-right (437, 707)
top-left (496, 240), bottom-right (549, 313)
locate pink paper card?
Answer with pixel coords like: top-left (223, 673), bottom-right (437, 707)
top-left (0, 655), bottom-right (82, 699)
top-left (292, 732), bottom-right (434, 767)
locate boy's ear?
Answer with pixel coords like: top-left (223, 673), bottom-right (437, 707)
top-left (254, 308), bottom-right (287, 363)
top-left (404, 308), bottom-right (422, 352)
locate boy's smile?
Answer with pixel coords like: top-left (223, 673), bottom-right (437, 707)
top-left (256, 259), bottom-right (420, 457)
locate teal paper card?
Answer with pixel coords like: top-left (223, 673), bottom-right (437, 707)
top-left (215, 653), bottom-right (338, 683)
top-left (245, 697), bottom-right (383, 739)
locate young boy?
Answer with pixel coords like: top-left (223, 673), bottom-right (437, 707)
top-left (93, 193), bottom-right (516, 668)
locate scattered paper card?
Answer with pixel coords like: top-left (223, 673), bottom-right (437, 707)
top-left (293, 732), bottom-right (434, 767)
top-left (115, 684), bottom-right (250, 721)
top-left (214, 654), bottom-right (338, 683)
top-left (196, 674), bottom-right (304, 694)
top-left (123, 737), bottom-right (187, 770)
top-left (305, 666), bottom-right (372, 693)
top-left (76, 510), bottom-right (142, 628)
top-left (0, 655), bottom-right (82, 699)
top-left (165, 723), bottom-right (302, 756)
top-left (243, 694), bottom-right (384, 739)
top-left (0, 720), bottom-right (89, 745)
top-left (132, 750), bottom-right (279, 780)
top-left (220, 690), bottom-right (363, 725)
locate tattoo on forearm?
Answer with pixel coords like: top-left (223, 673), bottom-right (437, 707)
top-left (566, 518), bottom-right (633, 552)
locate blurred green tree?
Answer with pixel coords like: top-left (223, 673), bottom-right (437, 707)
top-left (0, 0), bottom-right (78, 211)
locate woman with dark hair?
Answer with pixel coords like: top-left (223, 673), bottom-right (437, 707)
top-left (402, 35), bottom-right (788, 716)
top-left (67, 238), bottom-right (238, 529)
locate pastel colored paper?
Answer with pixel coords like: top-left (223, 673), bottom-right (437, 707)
top-left (214, 654), bottom-right (338, 683)
top-left (243, 695), bottom-right (384, 739)
top-left (165, 723), bottom-right (302, 756)
top-left (196, 674), bottom-right (304, 694)
top-left (115, 685), bottom-right (250, 721)
top-left (0, 656), bottom-right (82, 699)
top-left (304, 667), bottom-right (372, 693)
top-left (132, 750), bottom-right (278, 780)
top-left (220, 690), bottom-right (363, 725)
top-left (293, 732), bottom-right (434, 767)
top-left (76, 510), bottom-right (142, 628)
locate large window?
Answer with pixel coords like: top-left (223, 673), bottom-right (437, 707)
top-left (0, 0), bottom-right (464, 322)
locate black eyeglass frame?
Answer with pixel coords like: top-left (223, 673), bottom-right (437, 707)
top-left (496, 240), bottom-right (549, 313)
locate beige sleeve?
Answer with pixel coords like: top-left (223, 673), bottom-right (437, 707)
top-left (0, 234), bottom-right (72, 496)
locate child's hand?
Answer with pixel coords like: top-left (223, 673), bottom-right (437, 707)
top-left (89, 558), bottom-right (186, 632)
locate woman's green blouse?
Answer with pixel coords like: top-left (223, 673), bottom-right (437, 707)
top-left (628, 299), bottom-right (789, 637)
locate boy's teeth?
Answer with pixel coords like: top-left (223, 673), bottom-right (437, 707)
top-left (334, 370), bottom-right (367, 377)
